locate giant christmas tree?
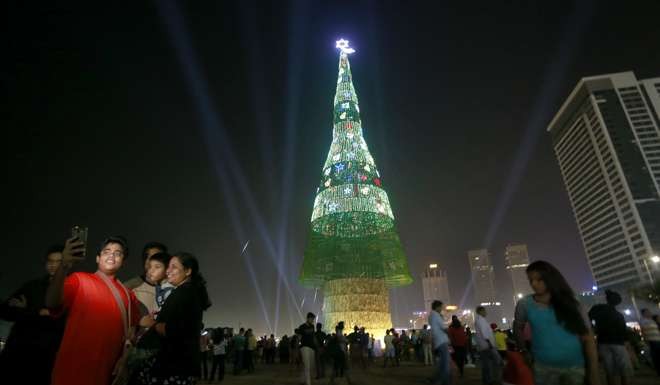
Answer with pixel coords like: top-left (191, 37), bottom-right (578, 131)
top-left (300, 40), bottom-right (412, 338)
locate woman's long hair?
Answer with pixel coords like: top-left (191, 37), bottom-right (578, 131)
top-left (450, 315), bottom-right (462, 329)
top-left (174, 251), bottom-right (212, 311)
top-left (526, 260), bottom-right (587, 336)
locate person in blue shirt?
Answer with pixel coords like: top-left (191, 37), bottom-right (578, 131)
top-left (513, 260), bottom-right (600, 385)
top-left (428, 299), bottom-right (450, 385)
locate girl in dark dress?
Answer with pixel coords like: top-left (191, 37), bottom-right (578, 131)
top-left (139, 252), bottom-right (211, 385)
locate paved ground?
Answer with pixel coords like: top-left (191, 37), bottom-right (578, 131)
top-left (198, 359), bottom-right (659, 385)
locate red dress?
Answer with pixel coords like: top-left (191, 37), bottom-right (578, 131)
top-left (51, 272), bottom-right (140, 385)
top-left (448, 326), bottom-right (467, 347)
top-left (503, 351), bottom-right (534, 385)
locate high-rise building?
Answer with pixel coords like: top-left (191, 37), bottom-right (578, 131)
top-left (547, 71), bottom-right (660, 289)
top-left (422, 263), bottom-right (451, 312)
top-left (505, 244), bottom-right (532, 303)
top-left (468, 249), bottom-right (501, 321)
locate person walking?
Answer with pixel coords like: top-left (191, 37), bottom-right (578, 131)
top-left (422, 324), bottom-right (433, 366)
top-left (210, 330), bottom-right (227, 382)
top-left (232, 328), bottom-right (246, 375)
top-left (315, 322), bottom-right (327, 379)
top-left (513, 260), bottom-right (600, 385)
top-left (200, 329), bottom-right (211, 381)
top-left (639, 308), bottom-right (660, 376)
top-left (245, 328), bottom-right (257, 373)
top-left (298, 312), bottom-right (317, 385)
top-left (589, 290), bottom-right (634, 385)
top-left (475, 306), bottom-right (502, 385)
top-left (429, 300), bottom-right (451, 385)
top-left (0, 245), bottom-right (66, 385)
top-left (383, 329), bottom-right (396, 368)
top-left (448, 315), bottom-right (468, 377)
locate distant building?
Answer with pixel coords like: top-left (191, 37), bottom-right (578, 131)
top-left (547, 71), bottom-right (660, 289)
top-left (505, 244), bottom-right (532, 304)
top-left (468, 249), bottom-right (502, 322)
top-left (422, 263), bottom-right (451, 312)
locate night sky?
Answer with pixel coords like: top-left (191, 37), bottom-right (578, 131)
top-left (5, 1), bottom-right (660, 335)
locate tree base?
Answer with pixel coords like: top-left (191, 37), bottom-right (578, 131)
top-left (322, 278), bottom-right (392, 343)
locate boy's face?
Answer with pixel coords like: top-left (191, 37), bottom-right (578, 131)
top-left (147, 259), bottom-right (167, 284)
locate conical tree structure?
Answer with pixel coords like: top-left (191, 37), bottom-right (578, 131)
top-left (300, 40), bottom-right (412, 338)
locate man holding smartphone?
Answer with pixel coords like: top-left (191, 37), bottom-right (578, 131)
top-left (46, 235), bottom-right (140, 385)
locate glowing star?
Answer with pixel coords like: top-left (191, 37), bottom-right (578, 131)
top-left (361, 186), bottom-right (370, 195)
top-left (344, 186), bottom-right (352, 195)
top-left (344, 91), bottom-right (352, 99)
top-left (336, 39), bottom-right (356, 54)
top-left (342, 102), bottom-right (349, 109)
top-left (328, 202), bottom-right (339, 212)
top-left (346, 151), bottom-right (356, 160)
top-left (324, 179), bottom-right (331, 187)
top-left (334, 163), bottom-right (345, 172)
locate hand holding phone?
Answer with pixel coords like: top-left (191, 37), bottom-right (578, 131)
top-left (62, 237), bottom-right (86, 268)
top-left (70, 226), bottom-right (88, 257)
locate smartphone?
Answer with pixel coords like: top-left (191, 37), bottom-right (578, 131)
top-left (71, 225), bottom-right (88, 256)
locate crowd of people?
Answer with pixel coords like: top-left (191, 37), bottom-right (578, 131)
top-left (0, 237), bottom-right (659, 385)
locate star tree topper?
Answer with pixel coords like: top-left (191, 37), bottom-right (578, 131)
top-left (336, 39), bottom-right (355, 54)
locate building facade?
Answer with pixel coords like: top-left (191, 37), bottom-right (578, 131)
top-left (422, 263), bottom-right (451, 313)
top-left (547, 71), bottom-right (660, 289)
top-left (505, 244), bottom-right (532, 303)
top-left (468, 249), bottom-right (502, 321)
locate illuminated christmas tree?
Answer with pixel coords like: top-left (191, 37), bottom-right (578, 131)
top-left (300, 39), bottom-right (412, 338)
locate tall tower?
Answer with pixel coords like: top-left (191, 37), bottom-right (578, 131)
top-left (300, 40), bottom-right (412, 338)
top-left (422, 263), bottom-right (451, 313)
top-left (504, 244), bottom-right (532, 303)
top-left (547, 71), bottom-right (660, 289)
top-left (468, 248), bottom-right (501, 322)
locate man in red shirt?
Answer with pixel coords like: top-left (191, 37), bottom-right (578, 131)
top-left (46, 235), bottom-right (140, 385)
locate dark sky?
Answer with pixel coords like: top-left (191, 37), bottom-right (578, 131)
top-left (5, 1), bottom-right (660, 335)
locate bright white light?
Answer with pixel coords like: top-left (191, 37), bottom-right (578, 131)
top-left (651, 255), bottom-right (660, 264)
top-left (624, 309), bottom-right (632, 316)
top-left (502, 318), bottom-right (507, 324)
top-left (336, 39), bottom-right (356, 54)
top-left (409, 319), bottom-right (413, 323)
top-left (429, 263), bottom-right (438, 269)
top-left (517, 293), bottom-right (523, 299)
top-left (592, 285), bottom-right (598, 291)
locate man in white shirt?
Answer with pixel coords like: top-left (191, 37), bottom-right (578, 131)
top-left (428, 300), bottom-right (450, 385)
top-left (639, 308), bottom-right (660, 375)
top-left (474, 306), bottom-right (502, 385)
